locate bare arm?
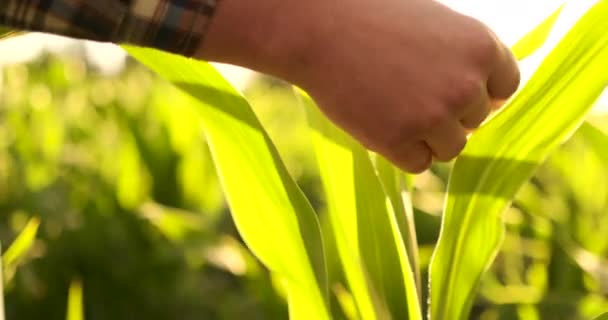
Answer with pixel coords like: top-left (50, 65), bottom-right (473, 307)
top-left (199, 0), bottom-right (520, 172)
top-left (1, 0), bottom-right (520, 173)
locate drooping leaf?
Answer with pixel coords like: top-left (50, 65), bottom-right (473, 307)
top-left (66, 278), bottom-right (84, 320)
top-left (125, 47), bottom-right (330, 319)
top-left (511, 4), bottom-right (565, 60)
top-left (301, 92), bottom-right (421, 320)
top-left (430, 1), bottom-right (608, 320)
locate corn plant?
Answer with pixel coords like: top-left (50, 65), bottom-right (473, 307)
top-left (1, 0), bottom-right (607, 319)
top-left (122, 1), bottom-right (608, 319)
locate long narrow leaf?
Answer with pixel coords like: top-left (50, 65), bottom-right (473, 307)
top-left (430, 1), bottom-right (608, 319)
top-left (375, 157), bottom-right (421, 297)
top-left (125, 47), bottom-right (330, 319)
top-left (66, 278), bottom-right (84, 320)
top-left (301, 92), bottom-right (421, 320)
top-left (511, 4), bottom-right (565, 60)
top-left (2, 216), bottom-right (40, 269)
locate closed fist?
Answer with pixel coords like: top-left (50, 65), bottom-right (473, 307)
top-left (202, 0), bottom-right (520, 173)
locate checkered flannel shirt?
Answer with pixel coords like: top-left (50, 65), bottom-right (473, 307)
top-left (0, 0), bottom-right (218, 56)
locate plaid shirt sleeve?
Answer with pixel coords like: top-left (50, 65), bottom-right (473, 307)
top-left (0, 0), bottom-right (218, 57)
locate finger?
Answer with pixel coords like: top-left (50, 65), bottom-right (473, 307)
top-left (487, 42), bottom-right (521, 100)
top-left (460, 86), bottom-right (491, 129)
top-left (425, 120), bottom-right (468, 162)
top-left (383, 140), bottom-right (433, 174)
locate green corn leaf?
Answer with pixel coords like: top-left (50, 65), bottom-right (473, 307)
top-left (66, 278), bottom-right (84, 320)
top-left (430, 1), bottom-right (608, 320)
top-left (125, 47), bottom-right (330, 319)
top-left (2, 216), bottom-right (40, 270)
top-left (375, 157), bottom-right (421, 297)
top-left (301, 92), bottom-right (421, 320)
top-left (592, 312), bottom-right (608, 320)
top-left (511, 4), bottom-right (565, 60)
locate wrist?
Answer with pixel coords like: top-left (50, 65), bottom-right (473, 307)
top-left (196, 0), bottom-right (324, 85)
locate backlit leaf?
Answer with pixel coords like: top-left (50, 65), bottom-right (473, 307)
top-left (301, 92), bottom-right (421, 320)
top-left (375, 157), bottom-right (421, 296)
top-left (511, 4), bottom-right (565, 60)
top-left (125, 47), bottom-right (330, 319)
top-left (430, 1), bottom-right (608, 319)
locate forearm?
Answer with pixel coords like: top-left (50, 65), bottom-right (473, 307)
top-left (0, 0), bottom-right (321, 84)
top-left (0, 0), bottom-right (520, 173)
top-left (197, 0), bottom-right (324, 85)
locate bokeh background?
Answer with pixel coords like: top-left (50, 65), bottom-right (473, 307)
top-left (1, 1), bottom-right (608, 319)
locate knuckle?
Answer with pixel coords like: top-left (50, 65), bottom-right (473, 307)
top-left (476, 34), bottom-right (499, 60)
top-left (461, 113), bottom-right (485, 129)
top-left (419, 107), bottom-right (450, 132)
top-left (507, 62), bottom-right (522, 95)
top-left (477, 108), bottom-right (491, 127)
top-left (467, 21), bottom-right (500, 67)
top-left (383, 121), bottom-right (413, 150)
top-left (439, 138), bottom-right (467, 162)
top-left (433, 149), bottom-right (450, 162)
top-left (379, 133), bottom-right (432, 173)
top-left (384, 113), bottom-right (425, 145)
top-left (445, 74), bottom-right (484, 108)
top-left (408, 155), bottom-right (432, 173)
top-left (405, 153), bottom-right (432, 173)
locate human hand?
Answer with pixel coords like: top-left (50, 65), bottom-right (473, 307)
top-left (200, 0), bottom-right (520, 173)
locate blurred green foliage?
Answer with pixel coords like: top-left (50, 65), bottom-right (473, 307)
top-left (0, 52), bottom-right (296, 320)
top-left (0, 49), bottom-right (607, 319)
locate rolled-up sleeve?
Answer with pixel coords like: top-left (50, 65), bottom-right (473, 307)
top-left (0, 0), bottom-right (218, 56)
